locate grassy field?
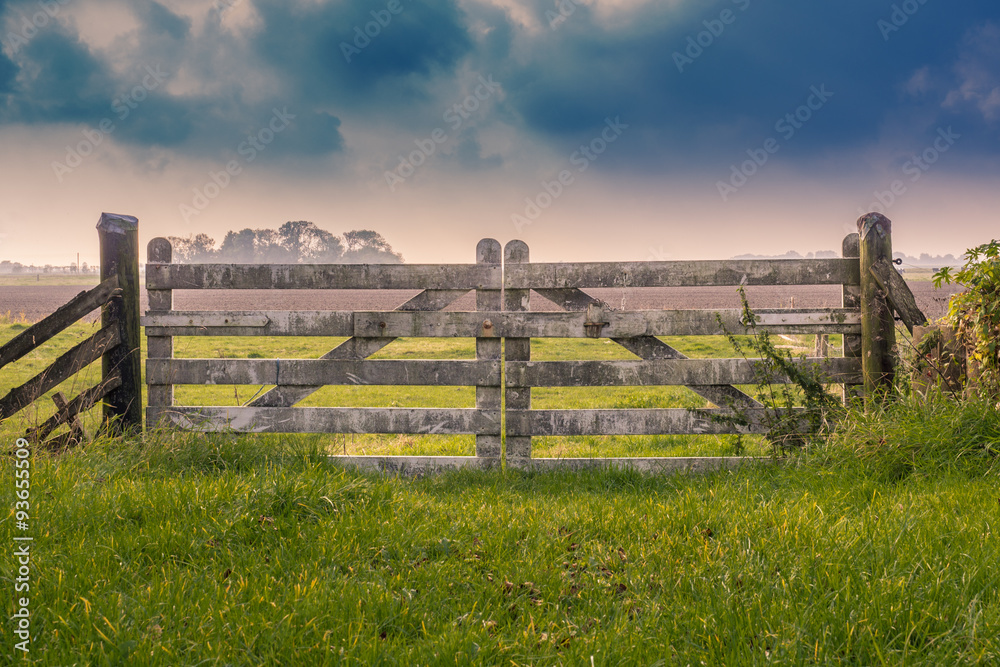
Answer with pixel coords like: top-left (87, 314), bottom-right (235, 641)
top-left (2, 324), bottom-right (998, 664)
top-left (0, 274), bottom-right (101, 287)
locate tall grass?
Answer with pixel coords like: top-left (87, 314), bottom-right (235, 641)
top-left (3, 406), bottom-right (999, 665)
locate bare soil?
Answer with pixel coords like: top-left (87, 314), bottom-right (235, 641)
top-left (2, 283), bottom-right (961, 324)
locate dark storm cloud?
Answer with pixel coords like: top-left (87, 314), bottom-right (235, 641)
top-left (249, 0), bottom-right (473, 108)
top-left (0, 0), bottom-right (996, 173)
top-left (0, 0), bottom-right (348, 158)
top-left (482, 0), bottom-right (1000, 171)
top-left (1, 27), bottom-right (115, 122)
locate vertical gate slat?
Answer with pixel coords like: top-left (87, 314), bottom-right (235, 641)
top-left (841, 232), bottom-right (863, 401)
top-left (146, 238), bottom-right (174, 428)
top-left (476, 239), bottom-right (502, 464)
top-left (504, 241), bottom-right (532, 465)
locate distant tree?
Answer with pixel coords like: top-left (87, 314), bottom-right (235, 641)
top-left (216, 222), bottom-right (347, 263)
top-left (342, 229), bottom-right (403, 263)
top-left (176, 223), bottom-right (400, 264)
top-left (218, 229), bottom-right (260, 263)
top-left (277, 221), bottom-right (344, 262)
top-left (167, 233), bottom-right (218, 262)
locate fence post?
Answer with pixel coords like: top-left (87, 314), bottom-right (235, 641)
top-left (504, 240), bottom-right (531, 468)
top-left (475, 239), bottom-right (502, 467)
top-left (841, 232), bottom-right (863, 402)
top-left (146, 238), bottom-right (173, 429)
top-left (857, 213), bottom-right (896, 398)
top-left (97, 213), bottom-right (142, 435)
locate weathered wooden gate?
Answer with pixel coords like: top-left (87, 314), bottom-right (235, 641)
top-left (498, 239), bottom-right (863, 470)
top-left (142, 238), bottom-right (505, 471)
top-left (142, 213), bottom-right (925, 472)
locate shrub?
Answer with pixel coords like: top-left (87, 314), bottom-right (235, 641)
top-left (934, 240), bottom-right (1000, 397)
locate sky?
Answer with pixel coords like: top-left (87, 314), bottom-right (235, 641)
top-left (0, 0), bottom-right (998, 267)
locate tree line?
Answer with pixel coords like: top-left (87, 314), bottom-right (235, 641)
top-left (167, 222), bottom-right (403, 264)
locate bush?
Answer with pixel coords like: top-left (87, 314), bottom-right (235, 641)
top-left (934, 240), bottom-right (1000, 397)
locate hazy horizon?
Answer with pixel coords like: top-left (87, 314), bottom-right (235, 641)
top-left (1, 1), bottom-right (997, 267)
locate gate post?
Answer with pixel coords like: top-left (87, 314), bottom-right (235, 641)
top-left (97, 212), bottom-right (142, 435)
top-left (475, 239), bottom-right (502, 467)
top-left (857, 212), bottom-right (896, 398)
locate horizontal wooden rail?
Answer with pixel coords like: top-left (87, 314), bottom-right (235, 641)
top-left (504, 258), bottom-right (860, 289)
top-left (0, 276), bottom-right (119, 370)
top-left (506, 357), bottom-right (862, 387)
top-left (0, 326), bottom-right (120, 420)
top-left (147, 359), bottom-right (500, 386)
top-left (148, 406), bottom-right (500, 435)
top-left (143, 308), bottom-right (861, 338)
top-left (142, 310), bottom-right (354, 337)
top-left (506, 408), bottom-right (807, 437)
top-left (355, 309), bottom-right (861, 338)
top-left (509, 457), bottom-right (767, 472)
top-left (146, 263), bottom-right (500, 290)
top-left (330, 455), bottom-right (495, 472)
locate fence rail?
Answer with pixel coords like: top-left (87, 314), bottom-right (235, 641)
top-left (0, 213), bottom-right (142, 447)
top-left (142, 214), bottom-right (925, 471)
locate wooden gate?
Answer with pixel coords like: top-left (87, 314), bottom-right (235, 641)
top-left (142, 238), bottom-right (504, 472)
top-left (141, 214), bottom-right (925, 472)
top-left (0, 213), bottom-right (142, 445)
top-left (499, 239), bottom-right (863, 470)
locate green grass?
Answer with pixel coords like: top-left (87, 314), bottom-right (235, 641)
top-left (2, 419), bottom-right (998, 665)
top-left (2, 324), bottom-right (999, 664)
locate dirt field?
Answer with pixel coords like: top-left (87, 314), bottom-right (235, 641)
top-left (2, 282), bottom-right (960, 324)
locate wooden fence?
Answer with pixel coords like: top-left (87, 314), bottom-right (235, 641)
top-left (140, 213), bottom-right (926, 472)
top-left (0, 213), bottom-right (142, 446)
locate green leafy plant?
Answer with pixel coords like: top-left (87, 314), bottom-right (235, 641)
top-left (933, 240), bottom-right (1000, 397)
top-left (704, 288), bottom-right (845, 454)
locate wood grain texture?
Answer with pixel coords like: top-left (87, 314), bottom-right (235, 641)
top-left (868, 257), bottom-right (928, 334)
top-left (148, 406), bottom-right (501, 435)
top-left (476, 238), bottom-right (503, 460)
top-left (506, 408), bottom-right (806, 437)
top-left (504, 240), bottom-right (532, 459)
top-left (147, 359), bottom-right (501, 386)
top-left (146, 262), bottom-right (501, 290)
top-left (506, 357), bottom-right (862, 387)
top-left (505, 258), bottom-right (860, 289)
